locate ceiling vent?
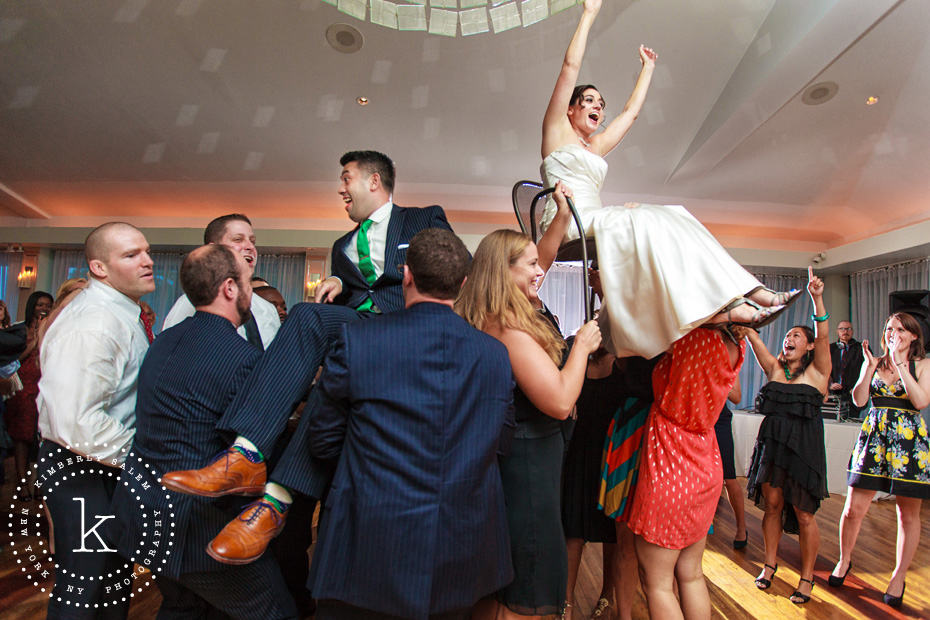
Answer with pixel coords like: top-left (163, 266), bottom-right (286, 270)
top-left (802, 81), bottom-right (838, 106)
top-left (326, 23), bottom-right (363, 54)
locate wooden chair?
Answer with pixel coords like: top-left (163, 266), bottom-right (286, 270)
top-left (511, 180), bottom-right (596, 322)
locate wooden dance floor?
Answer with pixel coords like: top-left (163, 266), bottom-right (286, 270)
top-left (1, 462), bottom-right (927, 619)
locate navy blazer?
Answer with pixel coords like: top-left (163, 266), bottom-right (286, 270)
top-left (110, 312), bottom-right (261, 577)
top-left (308, 302), bottom-right (515, 619)
top-left (331, 204), bottom-right (451, 313)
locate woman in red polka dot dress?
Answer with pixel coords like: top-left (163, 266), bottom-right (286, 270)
top-left (625, 319), bottom-right (745, 618)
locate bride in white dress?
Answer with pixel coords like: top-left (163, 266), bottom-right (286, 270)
top-left (539, 0), bottom-right (797, 359)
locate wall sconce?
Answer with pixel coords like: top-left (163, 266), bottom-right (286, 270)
top-left (306, 273), bottom-right (322, 298)
top-left (17, 265), bottom-right (36, 288)
top-left (811, 252), bottom-right (826, 265)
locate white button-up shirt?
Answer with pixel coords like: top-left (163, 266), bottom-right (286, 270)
top-left (343, 200), bottom-right (392, 279)
top-left (37, 278), bottom-right (150, 464)
top-left (162, 291), bottom-right (280, 346)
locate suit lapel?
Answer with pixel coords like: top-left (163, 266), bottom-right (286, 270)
top-left (334, 227), bottom-right (367, 284)
top-left (380, 204), bottom-right (403, 283)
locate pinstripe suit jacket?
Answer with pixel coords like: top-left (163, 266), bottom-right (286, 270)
top-left (331, 204), bottom-right (451, 313)
top-left (110, 312), bottom-right (261, 577)
top-left (307, 302), bottom-right (515, 619)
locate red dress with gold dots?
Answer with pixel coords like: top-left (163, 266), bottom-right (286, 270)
top-left (627, 328), bottom-right (745, 549)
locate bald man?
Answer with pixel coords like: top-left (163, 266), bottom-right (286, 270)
top-left (37, 222), bottom-right (156, 618)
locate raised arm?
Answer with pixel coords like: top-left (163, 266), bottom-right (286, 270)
top-left (739, 327), bottom-right (779, 378)
top-left (851, 340), bottom-right (878, 408)
top-left (536, 181), bottom-right (573, 273)
top-left (807, 267), bottom-right (832, 386)
top-left (892, 343), bottom-right (930, 410)
top-left (591, 45), bottom-right (656, 157)
top-left (542, 0), bottom-right (601, 158)
top-left (496, 320), bottom-right (601, 420)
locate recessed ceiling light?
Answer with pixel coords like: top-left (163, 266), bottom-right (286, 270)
top-left (801, 81), bottom-right (839, 106)
top-left (325, 23), bottom-right (363, 54)
top-left (356, 96), bottom-right (369, 106)
top-left (866, 96), bottom-right (879, 106)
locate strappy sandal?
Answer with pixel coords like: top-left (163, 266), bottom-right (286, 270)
top-left (560, 601), bottom-right (572, 620)
top-left (703, 322), bottom-right (740, 345)
top-left (790, 577), bottom-right (815, 604)
top-left (721, 298), bottom-right (787, 330)
top-left (755, 563), bottom-right (777, 590)
top-left (759, 287), bottom-right (802, 307)
top-left (590, 597), bottom-right (610, 618)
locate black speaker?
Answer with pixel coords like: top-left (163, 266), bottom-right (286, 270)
top-left (889, 289), bottom-right (930, 353)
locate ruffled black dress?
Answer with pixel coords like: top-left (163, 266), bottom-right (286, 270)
top-left (746, 382), bottom-right (828, 533)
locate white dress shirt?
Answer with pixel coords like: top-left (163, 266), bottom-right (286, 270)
top-left (342, 200), bottom-right (392, 279)
top-left (37, 279), bottom-right (149, 464)
top-left (162, 292), bottom-right (280, 346)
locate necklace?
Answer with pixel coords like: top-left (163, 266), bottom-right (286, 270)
top-left (578, 134), bottom-right (591, 148)
top-left (783, 362), bottom-right (797, 381)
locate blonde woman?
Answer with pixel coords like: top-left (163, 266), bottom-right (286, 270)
top-left (457, 229), bottom-right (601, 619)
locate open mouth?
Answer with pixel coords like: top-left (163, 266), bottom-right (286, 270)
top-left (588, 112), bottom-right (599, 123)
top-left (243, 255), bottom-right (255, 265)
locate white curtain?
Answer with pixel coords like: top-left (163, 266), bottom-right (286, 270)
top-left (253, 254), bottom-right (306, 311)
top-left (850, 258), bottom-right (930, 346)
top-left (0, 252), bottom-right (24, 322)
top-left (538, 262), bottom-right (595, 337)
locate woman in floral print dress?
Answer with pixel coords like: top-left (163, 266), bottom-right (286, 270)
top-left (829, 312), bottom-right (930, 609)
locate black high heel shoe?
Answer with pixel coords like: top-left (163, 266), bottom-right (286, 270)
top-left (790, 578), bottom-right (815, 605)
top-left (828, 561), bottom-right (852, 587)
top-left (883, 582), bottom-right (905, 608)
top-left (732, 534), bottom-right (748, 550)
top-left (754, 563), bottom-right (777, 590)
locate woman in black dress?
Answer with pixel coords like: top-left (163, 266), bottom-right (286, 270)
top-left (743, 268), bottom-right (831, 605)
top-left (457, 227), bottom-right (602, 619)
top-left (714, 377), bottom-right (747, 548)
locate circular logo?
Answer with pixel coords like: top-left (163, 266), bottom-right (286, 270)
top-left (7, 442), bottom-right (176, 611)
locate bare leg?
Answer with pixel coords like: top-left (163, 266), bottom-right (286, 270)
top-left (790, 506), bottom-right (819, 601)
top-left (832, 486), bottom-right (874, 578)
top-left (888, 496), bottom-right (922, 597)
top-left (757, 483), bottom-right (784, 584)
top-left (615, 523), bottom-right (637, 620)
top-left (674, 536), bottom-right (711, 620)
top-left (471, 597), bottom-right (500, 620)
top-left (599, 542), bottom-right (618, 611)
top-left (564, 537), bottom-right (585, 619)
top-left (634, 535), bottom-right (683, 620)
top-left (723, 478), bottom-right (746, 540)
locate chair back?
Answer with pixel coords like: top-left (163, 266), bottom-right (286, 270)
top-left (511, 180), bottom-right (545, 241)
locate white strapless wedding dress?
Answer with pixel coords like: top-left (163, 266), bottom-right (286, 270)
top-left (540, 143), bottom-right (762, 358)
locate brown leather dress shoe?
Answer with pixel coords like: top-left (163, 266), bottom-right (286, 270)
top-left (161, 447), bottom-right (266, 497)
top-left (206, 499), bottom-right (287, 565)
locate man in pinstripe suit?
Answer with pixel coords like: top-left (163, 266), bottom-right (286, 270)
top-left (309, 228), bottom-right (514, 620)
top-left (162, 150), bottom-right (455, 565)
top-left (110, 244), bottom-right (297, 619)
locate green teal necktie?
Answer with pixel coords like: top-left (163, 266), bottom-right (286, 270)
top-left (356, 219), bottom-right (376, 312)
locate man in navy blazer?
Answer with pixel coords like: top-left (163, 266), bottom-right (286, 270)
top-left (309, 228), bottom-right (514, 620)
top-left (110, 244), bottom-right (297, 618)
top-left (162, 151), bottom-right (457, 565)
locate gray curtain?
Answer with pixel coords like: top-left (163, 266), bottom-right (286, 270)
top-left (850, 257), bottom-right (930, 347)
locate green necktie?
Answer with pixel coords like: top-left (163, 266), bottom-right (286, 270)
top-left (356, 219), bottom-right (376, 312)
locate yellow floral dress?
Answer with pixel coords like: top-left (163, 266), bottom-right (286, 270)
top-left (847, 366), bottom-right (930, 498)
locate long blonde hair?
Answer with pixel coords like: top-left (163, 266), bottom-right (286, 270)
top-left (455, 229), bottom-right (565, 365)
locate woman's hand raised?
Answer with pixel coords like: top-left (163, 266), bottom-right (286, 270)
top-left (807, 266), bottom-right (824, 298)
top-left (583, 0), bottom-right (602, 15)
top-left (639, 45), bottom-right (657, 67)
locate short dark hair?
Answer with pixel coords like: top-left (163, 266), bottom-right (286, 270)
top-left (340, 150), bottom-right (395, 194)
top-left (204, 214), bottom-right (252, 245)
top-left (406, 229), bottom-right (471, 300)
top-left (570, 84), bottom-right (604, 107)
top-left (180, 245), bottom-right (242, 307)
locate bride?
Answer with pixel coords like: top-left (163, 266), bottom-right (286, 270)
top-left (538, 0), bottom-right (797, 358)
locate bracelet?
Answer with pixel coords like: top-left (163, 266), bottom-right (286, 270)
top-left (812, 311), bottom-right (830, 322)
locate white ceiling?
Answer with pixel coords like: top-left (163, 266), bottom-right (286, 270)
top-left (1, 0), bottom-right (929, 252)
